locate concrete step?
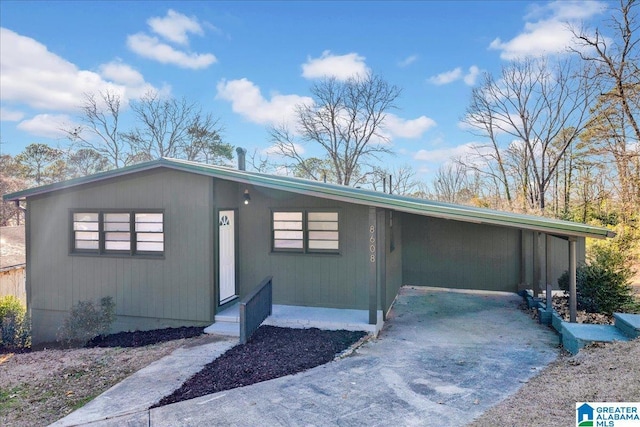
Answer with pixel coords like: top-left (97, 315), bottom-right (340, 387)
top-left (204, 320), bottom-right (239, 337)
top-left (561, 323), bottom-right (630, 355)
top-left (614, 313), bottom-right (640, 339)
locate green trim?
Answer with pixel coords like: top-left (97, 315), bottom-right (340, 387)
top-left (3, 157), bottom-right (615, 239)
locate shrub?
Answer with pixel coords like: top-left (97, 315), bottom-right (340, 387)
top-left (0, 295), bottom-right (31, 348)
top-left (559, 243), bottom-right (637, 315)
top-left (58, 296), bottom-right (116, 346)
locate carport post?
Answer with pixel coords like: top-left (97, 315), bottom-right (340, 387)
top-left (534, 232), bottom-right (545, 297)
top-left (569, 237), bottom-right (577, 323)
top-left (368, 207), bottom-right (378, 325)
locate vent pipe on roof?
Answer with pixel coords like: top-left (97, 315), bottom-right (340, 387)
top-left (236, 147), bottom-right (247, 171)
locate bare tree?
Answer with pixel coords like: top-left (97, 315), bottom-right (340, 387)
top-left (430, 162), bottom-right (478, 204)
top-left (270, 75), bottom-right (401, 186)
top-left (462, 58), bottom-right (594, 213)
top-left (123, 92), bottom-right (232, 164)
top-left (573, 1), bottom-right (640, 220)
top-left (572, 0), bottom-right (640, 144)
top-left (370, 164), bottom-right (421, 195)
top-left (66, 148), bottom-right (110, 178)
top-left (0, 154), bottom-right (24, 225)
top-left (65, 90), bottom-right (125, 168)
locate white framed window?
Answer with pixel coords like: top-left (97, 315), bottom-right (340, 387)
top-left (307, 212), bottom-right (339, 251)
top-left (135, 213), bottom-right (164, 253)
top-left (273, 211), bottom-right (304, 251)
top-left (71, 210), bottom-right (164, 256)
top-left (272, 210), bottom-right (339, 254)
top-left (73, 212), bottom-right (100, 251)
top-left (104, 212), bottom-right (131, 252)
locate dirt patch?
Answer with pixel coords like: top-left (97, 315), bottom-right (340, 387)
top-left (0, 337), bottom-right (198, 427)
top-left (154, 326), bottom-right (367, 408)
top-left (468, 338), bottom-right (640, 426)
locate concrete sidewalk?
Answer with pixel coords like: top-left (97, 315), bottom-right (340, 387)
top-left (50, 335), bottom-right (237, 427)
top-left (51, 287), bottom-right (560, 427)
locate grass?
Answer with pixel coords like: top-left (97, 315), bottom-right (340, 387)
top-left (0, 385), bottom-right (28, 414)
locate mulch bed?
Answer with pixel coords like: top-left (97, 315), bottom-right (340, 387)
top-left (153, 325), bottom-right (367, 408)
top-left (86, 326), bottom-right (205, 348)
top-left (520, 294), bottom-right (614, 324)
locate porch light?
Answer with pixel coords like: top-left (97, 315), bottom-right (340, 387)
top-left (243, 189), bottom-right (251, 205)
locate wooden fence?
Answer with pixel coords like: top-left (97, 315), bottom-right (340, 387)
top-left (0, 265), bottom-right (26, 305)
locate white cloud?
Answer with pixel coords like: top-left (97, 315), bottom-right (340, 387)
top-left (148, 9), bottom-right (204, 45)
top-left (301, 51), bottom-right (370, 81)
top-left (0, 107), bottom-right (24, 122)
top-left (428, 66), bottom-right (480, 86)
top-left (264, 142), bottom-right (306, 156)
top-left (127, 33), bottom-right (216, 69)
top-left (398, 55), bottom-right (418, 68)
top-left (383, 114), bottom-right (436, 139)
top-left (489, 0), bottom-right (607, 60)
top-left (414, 142), bottom-right (487, 163)
top-left (428, 67), bottom-right (462, 85)
top-left (99, 61), bottom-right (145, 86)
top-left (216, 78), bottom-right (313, 128)
top-left (16, 114), bottom-right (74, 139)
top-left (0, 28), bottom-right (158, 112)
top-left (463, 65), bottom-right (481, 86)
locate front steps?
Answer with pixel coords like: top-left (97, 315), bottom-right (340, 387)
top-left (203, 306), bottom-right (240, 337)
top-left (529, 293), bottom-right (640, 354)
top-left (203, 304), bottom-right (384, 339)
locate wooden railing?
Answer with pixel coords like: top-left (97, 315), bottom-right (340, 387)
top-left (239, 276), bottom-right (273, 344)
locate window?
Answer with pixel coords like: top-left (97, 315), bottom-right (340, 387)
top-left (135, 213), bottom-right (164, 252)
top-left (273, 211), bottom-right (303, 250)
top-left (104, 213), bottom-right (131, 252)
top-left (307, 212), bottom-right (339, 250)
top-left (73, 212), bottom-right (99, 251)
top-left (71, 210), bottom-right (164, 256)
top-left (272, 210), bottom-right (339, 253)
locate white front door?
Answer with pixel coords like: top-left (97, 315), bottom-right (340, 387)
top-left (218, 210), bottom-right (236, 304)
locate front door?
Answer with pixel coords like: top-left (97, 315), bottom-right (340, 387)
top-left (218, 210), bottom-right (237, 305)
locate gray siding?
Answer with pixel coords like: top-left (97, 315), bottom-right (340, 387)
top-left (401, 214), bottom-right (586, 293)
top-left (28, 169), bottom-right (214, 343)
top-left (402, 214), bottom-right (523, 292)
top-left (236, 185), bottom-right (370, 310)
top-left (384, 210), bottom-right (402, 313)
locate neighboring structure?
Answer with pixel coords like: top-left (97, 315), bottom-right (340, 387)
top-left (3, 158), bottom-right (613, 344)
top-left (0, 225), bottom-right (27, 304)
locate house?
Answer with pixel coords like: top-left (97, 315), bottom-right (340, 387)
top-left (0, 225), bottom-right (26, 305)
top-left (3, 156), bottom-right (613, 344)
top-left (577, 403), bottom-right (594, 424)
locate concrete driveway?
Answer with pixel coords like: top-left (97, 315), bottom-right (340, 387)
top-left (150, 287), bottom-right (558, 426)
top-left (62, 286), bottom-right (560, 426)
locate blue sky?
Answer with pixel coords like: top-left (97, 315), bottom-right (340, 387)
top-left (0, 1), bottom-right (612, 182)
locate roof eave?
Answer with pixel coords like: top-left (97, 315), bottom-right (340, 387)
top-left (3, 157), bottom-right (614, 240)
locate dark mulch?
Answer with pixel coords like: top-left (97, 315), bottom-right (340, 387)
top-left (153, 325), bottom-right (367, 408)
top-left (86, 326), bottom-right (205, 348)
top-left (0, 345), bottom-right (31, 355)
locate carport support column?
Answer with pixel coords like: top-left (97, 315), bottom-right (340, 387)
top-left (533, 232), bottom-right (545, 297)
top-left (569, 237), bottom-right (577, 323)
top-left (368, 207), bottom-right (378, 325)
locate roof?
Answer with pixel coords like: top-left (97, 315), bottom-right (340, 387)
top-left (3, 158), bottom-right (615, 239)
top-left (0, 225), bottom-right (26, 269)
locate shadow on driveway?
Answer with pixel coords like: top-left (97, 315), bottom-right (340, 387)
top-left (146, 286), bottom-right (559, 427)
